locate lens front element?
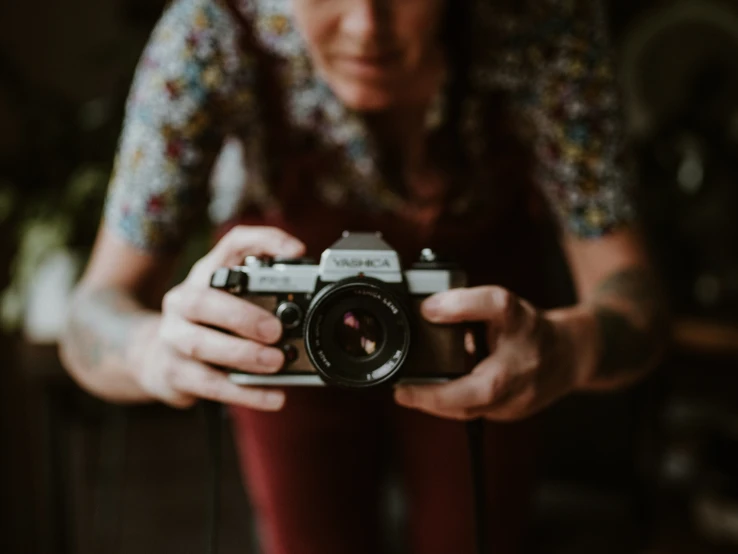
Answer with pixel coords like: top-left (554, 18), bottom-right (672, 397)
top-left (335, 309), bottom-right (384, 359)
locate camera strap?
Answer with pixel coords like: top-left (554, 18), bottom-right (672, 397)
top-left (203, 408), bottom-right (488, 554)
top-left (202, 400), bottom-right (223, 554)
top-left (467, 418), bottom-right (488, 554)
top-left (468, 323), bottom-right (490, 554)
top-left (202, 324), bottom-right (490, 554)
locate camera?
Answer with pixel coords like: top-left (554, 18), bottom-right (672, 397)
top-left (210, 232), bottom-right (470, 388)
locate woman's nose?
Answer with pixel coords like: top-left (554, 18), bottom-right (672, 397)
top-left (339, 0), bottom-right (386, 44)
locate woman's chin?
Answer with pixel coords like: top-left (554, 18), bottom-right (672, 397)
top-left (328, 79), bottom-right (400, 112)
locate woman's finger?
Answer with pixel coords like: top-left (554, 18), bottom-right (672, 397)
top-left (394, 369), bottom-right (495, 413)
top-left (163, 286), bottom-right (283, 344)
top-left (188, 226), bottom-right (305, 283)
top-left (160, 317), bottom-right (285, 374)
top-left (168, 357), bottom-right (285, 410)
top-left (421, 286), bottom-right (527, 330)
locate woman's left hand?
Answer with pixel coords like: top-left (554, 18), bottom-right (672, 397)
top-left (394, 286), bottom-right (581, 421)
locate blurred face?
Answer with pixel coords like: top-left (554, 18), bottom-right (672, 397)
top-left (291, 0), bottom-right (446, 111)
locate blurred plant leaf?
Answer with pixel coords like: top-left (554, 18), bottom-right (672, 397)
top-left (1, 215), bottom-right (73, 331)
top-left (64, 165), bottom-right (109, 210)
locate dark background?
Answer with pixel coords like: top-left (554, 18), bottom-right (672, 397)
top-left (1, 0), bottom-right (738, 552)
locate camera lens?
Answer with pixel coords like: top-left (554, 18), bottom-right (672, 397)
top-left (335, 309), bottom-right (384, 359)
top-left (304, 277), bottom-right (411, 389)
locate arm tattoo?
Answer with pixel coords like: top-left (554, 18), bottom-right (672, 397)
top-left (64, 288), bottom-right (150, 373)
top-left (591, 268), bottom-right (669, 382)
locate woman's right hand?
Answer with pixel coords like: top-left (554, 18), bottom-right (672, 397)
top-left (134, 226), bottom-right (306, 411)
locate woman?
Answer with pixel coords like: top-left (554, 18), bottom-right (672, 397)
top-left (59, 0), bottom-right (667, 552)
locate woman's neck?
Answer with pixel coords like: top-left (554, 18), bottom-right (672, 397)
top-left (363, 45), bottom-right (446, 173)
top-left (364, 106), bottom-right (428, 172)
top-left (363, 99), bottom-right (448, 213)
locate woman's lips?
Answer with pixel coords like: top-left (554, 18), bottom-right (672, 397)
top-left (332, 52), bottom-right (402, 79)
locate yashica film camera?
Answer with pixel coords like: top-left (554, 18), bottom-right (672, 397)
top-left (210, 232), bottom-right (469, 388)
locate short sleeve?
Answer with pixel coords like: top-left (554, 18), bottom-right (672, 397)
top-left (103, 0), bottom-right (253, 252)
top-left (528, 0), bottom-right (637, 238)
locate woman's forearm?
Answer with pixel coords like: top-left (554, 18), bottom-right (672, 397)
top-left (547, 266), bottom-right (670, 391)
top-left (59, 286), bottom-right (161, 404)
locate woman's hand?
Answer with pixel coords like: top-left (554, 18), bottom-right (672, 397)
top-left (133, 226), bottom-right (306, 411)
top-left (394, 286), bottom-right (582, 421)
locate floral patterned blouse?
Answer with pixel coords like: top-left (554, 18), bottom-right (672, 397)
top-left (104, 0), bottom-right (635, 254)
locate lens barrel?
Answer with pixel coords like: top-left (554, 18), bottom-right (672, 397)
top-left (304, 277), bottom-right (411, 388)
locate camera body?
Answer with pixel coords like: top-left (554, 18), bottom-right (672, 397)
top-left (210, 232), bottom-right (469, 388)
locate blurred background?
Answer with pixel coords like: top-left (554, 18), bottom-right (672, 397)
top-left (1, 0), bottom-right (737, 552)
